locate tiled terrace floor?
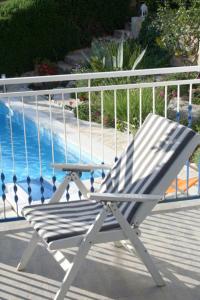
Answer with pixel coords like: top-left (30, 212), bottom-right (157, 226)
top-left (1, 199), bottom-right (200, 300)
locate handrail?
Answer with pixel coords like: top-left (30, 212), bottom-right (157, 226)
top-left (0, 77), bottom-right (199, 99)
top-left (0, 65), bottom-right (199, 85)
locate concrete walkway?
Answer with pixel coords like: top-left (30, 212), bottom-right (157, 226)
top-left (8, 96), bottom-right (128, 165)
top-left (1, 199), bottom-right (200, 300)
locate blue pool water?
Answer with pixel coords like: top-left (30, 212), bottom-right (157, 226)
top-left (0, 101), bottom-right (96, 187)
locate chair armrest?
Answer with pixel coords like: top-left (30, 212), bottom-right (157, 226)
top-left (88, 192), bottom-right (163, 203)
top-left (52, 163), bottom-right (112, 172)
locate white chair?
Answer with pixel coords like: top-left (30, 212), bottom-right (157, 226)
top-left (17, 114), bottom-right (200, 300)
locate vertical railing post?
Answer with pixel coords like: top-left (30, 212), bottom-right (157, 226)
top-left (35, 95), bottom-right (44, 203)
top-left (164, 86), bottom-right (168, 118)
top-left (175, 85), bottom-right (180, 199)
top-left (62, 92), bottom-right (68, 163)
top-left (127, 89), bottom-right (130, 145)
top-left (198, 40), bottom-right (200, 66)
top-left (1, 74), bottom-right (6, 93)
top-left (76, 92), bottom-right (81, 163)
top-left (22, 96), bottom-right (32, 205)
top-left (49, 94), bottom-right (56, 193)
top-left (88, 79), bottom-right (92, 160)
top-left (186, 84), bottom-right (193, 196)
top-left (114, 89), bottom-right (118, 161)
top-left (88, 79), bottom-right (94, 192)
top-left (139, 88), bottom-right (142, 128)
top-left (152, 87), bottom-right (155, 114)
top-left (8, 97), bottom-right (19, 215)
top-left (0, 143), bottom-right (6, 218)
top-left (101, 90), bottom-right (105, 179)
top-left (76, 91), bottom-right (82, 199)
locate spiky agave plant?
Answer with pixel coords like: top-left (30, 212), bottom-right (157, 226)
top-left (74, 38), bottom-right (156, 131)
top-left (82, 38), bottom-right (147, 72)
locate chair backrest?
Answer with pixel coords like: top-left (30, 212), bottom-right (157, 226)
top-left (100, 114), bottom-right (200, 226)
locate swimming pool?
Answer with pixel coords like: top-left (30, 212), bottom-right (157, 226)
top-left (0, 101), bottom-right (96, 187)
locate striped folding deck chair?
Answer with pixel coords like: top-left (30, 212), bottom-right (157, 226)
top-left (17, 114), bottom-right (200, 300)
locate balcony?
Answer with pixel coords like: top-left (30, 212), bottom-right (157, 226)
top-left (0, 66), bottom-right (200, 299)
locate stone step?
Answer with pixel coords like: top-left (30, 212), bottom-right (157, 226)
top-left (64, 48), bottom-right (91, 66)
top-left (57, 61), bottom-right (72, 74)
top-left (114, 29), bottom-right (133, 40)
top-left (131, 17), bottom-right (144, 39)
top-left (99, 35), bottom-right (119, 41)
top-left (124, 21), bottom-right (131, 31)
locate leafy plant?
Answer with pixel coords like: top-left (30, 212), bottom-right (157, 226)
top-left (189, 119), bottom-right (200, 165)
top-left (192, 88), bottom-right (200, 105)
top-left (138, 16), bottom-right (172, 68)
top-left (152, 2), bottom-right (200, 63)
top-left (82, 38), bottom-right (147, 72)
top-left (165, 72), bottom-right (198, 98)
top-left (74, 87), bottom-right (165, 131)
top-left (192, 146), bottom-right (200, 165)
top-left (144, 0), bottom-right (194, 13)
top-left (172, 117), bottom-right (200, 164)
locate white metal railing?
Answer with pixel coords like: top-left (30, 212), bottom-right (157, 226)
top-left (0, 65), bottom-right (199, 85)
top-left (0, 66), bottom-right (200, 220)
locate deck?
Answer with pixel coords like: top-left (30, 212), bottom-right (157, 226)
top-left (1, 199), bottom-right (200, 300)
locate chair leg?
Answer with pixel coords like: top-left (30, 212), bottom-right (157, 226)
top-left (54, 207), bottom-right (108, 300)
top-left (54, 244), bottom-right (89, 300)
top-left (128, 232), bottom-right (165, 287)
top-left (109, 203), bottom-right (165, 287)
top-left (17, 232), bottom-right (40, 271)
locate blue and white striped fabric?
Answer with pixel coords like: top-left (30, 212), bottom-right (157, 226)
top-left (23, 114), bottom-right (197, 243)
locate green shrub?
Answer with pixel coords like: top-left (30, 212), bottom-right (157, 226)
top-left (151, 2), bottom-right (200, 62)
top-left (74, 38), bottom-right (148, 92)
top-left (0, 0), bottom-right (131, 75)
top-left (165, 72), bottom-right (198, 98)
top-left (138, 16), bottom-right (172, 68)
top-left (144, 0), bottom-right (195, 14)
top-left (82, 38), bottom-right (146, 72)
top-left (102, 88), bottom-right (164, 128)
top-left (192, 146), bottom-right (200, 165)
top-left (74, 87), bottom-right (164, 130)
top-left (193, 89), bottom-right (200, 105)
top-left (139, 1), bottom-right (200, 66)
top-left (189, 120), bottom-right (200, 165)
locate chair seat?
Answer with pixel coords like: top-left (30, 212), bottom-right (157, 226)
top-left (22, 200), bottom-right (120, 243)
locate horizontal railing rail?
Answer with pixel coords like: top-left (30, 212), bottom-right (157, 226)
top-left (0, 65), bottom-right (200, 85)
top-left (0, 78), bottom-right (200, 98)
top-left (0, 65), bottom-right (200, 221)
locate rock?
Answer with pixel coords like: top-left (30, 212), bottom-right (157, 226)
top-left (21, 70), bottom-right (36, 77)
top-left (170, 55), bottom-right (193, 67)
top-left (66, 81), bottom-right (76, 88)
top-left (168, 97), bottom-right (200, 122)
top-left (57, 61), bottom-right (72, 74)
top-left (51, 90), bottom-right (71, 101)
top-left (64, 48), bottom-right (91, 67)
top-left (124, 21), bottom-right (131, 31)
top-left (131, 17), bottom-right (144, 39)
top-left (114, 29), bottom-right (133, 40)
